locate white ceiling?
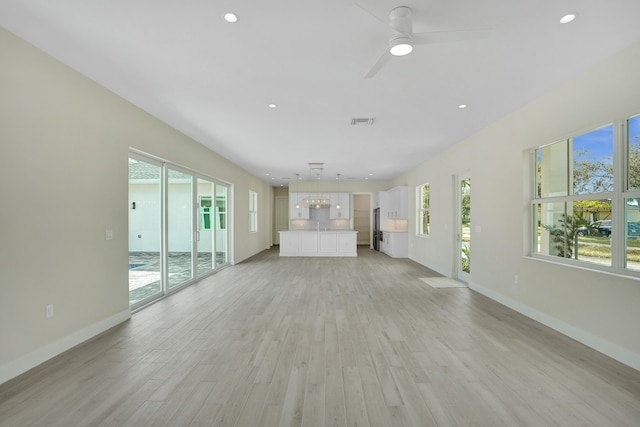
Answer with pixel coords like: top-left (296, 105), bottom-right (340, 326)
top-left (3, 0), bottom-right (640, 186)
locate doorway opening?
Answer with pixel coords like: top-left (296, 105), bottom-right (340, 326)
top-left (353, 194), bottom-right (371, 246)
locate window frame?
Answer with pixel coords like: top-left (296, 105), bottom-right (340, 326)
top-left (249, 190), bottom-right (258, 233)
top-left (199, 196), bottom-right (212, 230)
top-left (530, 115), bottom-right (640, 279)
top-left (416, 183), bottom-right (430, 237)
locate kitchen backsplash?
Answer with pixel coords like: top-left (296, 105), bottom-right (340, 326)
top-left (289, 207), bottom-right (351, 230)
top-left (382, 219), bottom-right (408, 232)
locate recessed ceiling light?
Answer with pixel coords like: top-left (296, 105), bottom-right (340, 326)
top-left (224, 13), bottom-right (238, 23)
top-left (559, 13), bottom-right (576, 24)
top-left (268, 103), bottom-right (277, 109)
top-left (458, 104), bottom-right (468, 109)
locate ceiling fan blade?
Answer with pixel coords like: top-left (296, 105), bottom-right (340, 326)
top-left (413, 29), bottom-right (491, 45)
top-left (365, 49), bottom-right (392, 79)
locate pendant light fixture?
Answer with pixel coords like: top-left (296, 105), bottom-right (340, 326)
top-left (335, 173), bottom-right (342, 210)
top-left (294, 173), bottom-right (300, 209)
top-left (302, 163), bottom-right (330, 208)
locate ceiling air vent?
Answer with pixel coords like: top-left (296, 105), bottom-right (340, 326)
top-left (351, 118), bottom-right (375, 126)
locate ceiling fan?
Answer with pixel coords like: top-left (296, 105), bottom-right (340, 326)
top-left (360, 5), bottom-right (490, 78)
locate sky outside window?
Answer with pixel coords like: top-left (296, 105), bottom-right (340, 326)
top-left (572, 124), bottom-right (614, 194)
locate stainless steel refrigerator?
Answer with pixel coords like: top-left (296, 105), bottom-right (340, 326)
top-left (373, 208), bottom-right (381, 251)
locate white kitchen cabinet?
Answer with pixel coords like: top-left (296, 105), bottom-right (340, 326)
top-left (289, 193), bottom-right (309, 219)
top-left (381, 231), bottom-right (408, 258)
top-left (387, 189), bottom-right (397, 218)
top-left (396, 186), bottom-right (408, 219)
top-left (300, 231), bottom-right (319, 253)
top-left (386, 186), bottom-right (408, 219)
top-left (319, 232), bottom-right (338, 253)
top-left (279, 231), bottom-right (358, 257)
top-left (280, 231), bottom-right (300, 252)
top-left (290, 192), bottom-right (351, 220)
top-left (329, 192), bottom-right (349, 219)
top-left (338, 232), bottom-right (357, 253)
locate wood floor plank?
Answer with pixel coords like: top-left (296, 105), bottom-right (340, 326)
top-left (2, 248), bottom-right (639, 427)
top-left (342, 366), bottom-right (370, 427)
top-left (301, 383), bottom-right (324, 427)
top-left (389, 367), bottom-right (437, 427)
top-left (324, 351), bottom-right (347, 427)
top-left (361, 383), bottom-right (392, 427)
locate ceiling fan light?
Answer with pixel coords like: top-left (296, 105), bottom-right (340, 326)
top-left (389, 36), bottom-right (413, 56)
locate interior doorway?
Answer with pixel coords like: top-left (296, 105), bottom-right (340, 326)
top-left (353, 194), bottom-right (371, 246)
top-left (275, 196), bottom-right (289, 245)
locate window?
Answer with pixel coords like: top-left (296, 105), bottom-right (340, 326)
top-left (417, 183), bottom-right (430, 236)
top-left (216, 195), bottom-right (227, 230)
top-left (626, 115), bottom-right (640, 271)
top-left (532, 115), bottom-right (640, 276)
top-left (200, 196), bottom-right (212, 230)
top-left (249, 190), bottom-right (258, 233)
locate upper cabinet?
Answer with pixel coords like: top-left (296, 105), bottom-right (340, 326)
top-left (393, 186), bottom-right (408, 219)
top-left (289, 193), bottom-right (310, 219)
top-left (381, 186), bottom-right (408, 219)
top-left (289, 192), bottom-right (350, 220)
top-left (329, 192), bottom-right (350, 219)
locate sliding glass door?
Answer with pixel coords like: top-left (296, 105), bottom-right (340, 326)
top-left (215, 184), bottom-right (228, 267)
top-left (197, 178), bottom-right (215, 277)
top-left (167, 168), bottom-right (194, 289)
top-left (128, 153), bottom-right (230, 310)
top-left (128, 156), bottom-right (163, 306)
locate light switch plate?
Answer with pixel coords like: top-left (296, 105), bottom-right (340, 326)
top-left (105, 229), bottom-right (113, 240)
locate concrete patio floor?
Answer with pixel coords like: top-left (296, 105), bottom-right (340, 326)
top-left (128, 252), bottom-right (226, 305)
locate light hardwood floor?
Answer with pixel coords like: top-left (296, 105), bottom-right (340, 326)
top-left (1, 248), bottom-right (639, 426)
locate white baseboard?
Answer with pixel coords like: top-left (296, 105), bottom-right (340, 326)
top-left (469, 281), bottom-right (640, 372)
top-left (0, 309), bottom-right (131, 386)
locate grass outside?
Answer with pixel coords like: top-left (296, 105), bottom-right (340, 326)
top-left (577, 236), bottom-right (640, 261)
top-left (536, 226), bottom-right (640, 261)
top-left (580, 236), bottom-right (640, 247)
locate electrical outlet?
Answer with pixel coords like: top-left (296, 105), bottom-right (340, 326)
top-left (105, 229), bottom-right (113, 240)
top-left (46, 304), bottom-right (54, 318)
top-left (514, 274), bottom-right (518, 285)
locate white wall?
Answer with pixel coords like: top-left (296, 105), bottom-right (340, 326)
top-left (397, 41), bottom-right (640, 370)
top-left (129, 182), bottom-right (228, 253)
top-left (0, 28), bottom-right (273, 384)
top-left (129, 184), bottom-right (162, 252)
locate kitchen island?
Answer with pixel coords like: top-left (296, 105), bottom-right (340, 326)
top-left (279, 230), bottom-right (358, 257)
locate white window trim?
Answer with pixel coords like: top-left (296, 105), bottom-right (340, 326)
top-left (249, 190), bottom-right (258, 233)
top-left (416, 183), bottom-right (430, 237)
